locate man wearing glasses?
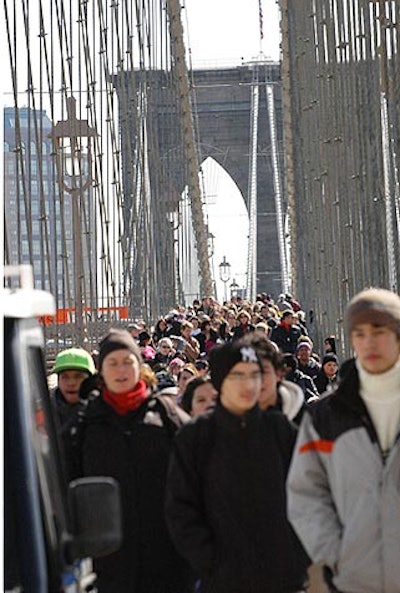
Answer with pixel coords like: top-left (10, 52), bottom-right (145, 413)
top-left (166, 339), bottom-right (309, 593)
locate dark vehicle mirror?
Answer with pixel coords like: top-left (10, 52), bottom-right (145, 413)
top-left (67, 477), bottom-right (122, 560)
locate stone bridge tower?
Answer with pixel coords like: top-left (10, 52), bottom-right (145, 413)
top-left (192, 62), bottom-right (285, 298)
top-left (114, 61), bottom-right (286, 302)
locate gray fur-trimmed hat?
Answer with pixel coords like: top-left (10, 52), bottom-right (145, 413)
top-left (345, 288), bottom-right (400, 337)
top-left (208, 340), bottom-right (263, 392)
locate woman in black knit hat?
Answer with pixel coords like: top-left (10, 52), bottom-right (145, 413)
top-left (77, 328), bottom-right (193, 593)
top-left (314, 353), bottom-right (339, 395)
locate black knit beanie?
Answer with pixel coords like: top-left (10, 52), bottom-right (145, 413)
top-left (98, 328), bottom-right (142, 370)
top-left (346, 288), bottom-right (400, 337)
top-left (321, 353), bottom-right (339, 368)
top-left (209, 340), bottom-right (263, 393)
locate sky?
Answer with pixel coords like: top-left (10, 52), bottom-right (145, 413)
top-left (184, 0), bottom-right (280, 66)
top-left (1, 0), bottom-right (281, 304)
top-left (183, 0), bottom-right (281, 301)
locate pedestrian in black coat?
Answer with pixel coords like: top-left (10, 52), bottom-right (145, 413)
top-left (152, 317), bottom-right (169, 345)
top-left (51, 347), bottom-right (96, 482)
top-left (77, 329), bottom-right (193, 593)
top-left (282, 353), bottom-right (319, 401)
top-left (231, 310), bottom-right (255, 341)
top-left (314, 353), bottom-right (339, 395)
top-left (196, 319), bottom-right (218, 355)
top-left (270, 310), bottom-right (303, 354)
top-left (165, 340), bottom-right (309, 593)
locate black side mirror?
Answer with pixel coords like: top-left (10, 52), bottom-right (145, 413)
top-left (67, 477), bottom-right (122, 561)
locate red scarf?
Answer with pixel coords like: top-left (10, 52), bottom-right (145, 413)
top-left (103, 380), bottom-right (147, 415)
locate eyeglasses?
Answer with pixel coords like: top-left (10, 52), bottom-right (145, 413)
top-left (160, 345), bottom-right (170, 350)
top-left (226, 371), bottom-right (262, 382)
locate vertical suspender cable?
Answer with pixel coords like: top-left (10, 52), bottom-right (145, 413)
top-left (378, 2), bottom-right (397, 292)
top-left (381, 94), bottom-right (397, 292)
top-left (165, 0), bottom-right (214, 298)
top-left (266, 83), bottom-right (289, 293)
top-left (246, 69), bottom-right (259, 303)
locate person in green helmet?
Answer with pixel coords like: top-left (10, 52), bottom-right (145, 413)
top-left (51, 347), bottom-right (96, 481)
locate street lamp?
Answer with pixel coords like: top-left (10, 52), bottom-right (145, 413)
top-left (219, 256), bottom-right (231, 302)
top-left (49, 97), bottom-right (97, 346)
top-left (230, 278), bottom-right (239, 299)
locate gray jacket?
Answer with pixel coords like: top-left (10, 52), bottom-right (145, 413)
top-left (287, 360), bottom-right (400, 593)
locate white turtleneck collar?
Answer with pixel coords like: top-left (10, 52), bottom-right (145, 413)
top-left (356, 358), bottom-right (400, 453)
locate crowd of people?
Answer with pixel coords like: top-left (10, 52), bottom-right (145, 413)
top-left (49, 288), bottom-right (400, 593)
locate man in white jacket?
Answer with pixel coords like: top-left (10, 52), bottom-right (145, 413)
top-left (287, 288), bottom-right (400, 593)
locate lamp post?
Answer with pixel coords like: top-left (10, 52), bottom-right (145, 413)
top-left (219, 256), bottom-right (231, 302)
top-left (49, 97), bottom-right (97, 346)
top-left (229, 278), bottom-right (239, 299)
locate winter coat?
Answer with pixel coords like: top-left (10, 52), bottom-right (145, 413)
top-left (286, 369), bottom-right (319, 401)
top-left (183, 334), bottom-right (201, 363)
top-left (287, 360), bottom-right (400, 593)
top-left (166, 404), bottom-right (309, 593)
top-left (275, 380), bottom-right (308, 426)
top-left (231, 323), bottom-right (255, 341)
top-left (196, 330), bottom-right (218, 355)
top-left (152, 351), bottom-right (173, 368)
top-left (218, 322), bottom-right (233, 343)
top-left (77, 392), bottom-right (193, 593)
top-left (313, 371), bottom-right (338, 395)
top-left (270, 323), bottom-right (302, 354)
top-left (51, 388), bottom-right (82, 482)
top-left (297, 358), bottom-right (320, 380)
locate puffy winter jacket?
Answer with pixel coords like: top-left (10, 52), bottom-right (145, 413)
top-left (287, 360), bottom-right (400, 593)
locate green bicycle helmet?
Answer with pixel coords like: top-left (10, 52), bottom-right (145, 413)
top-left (53, 348), bottom-right (96, 375)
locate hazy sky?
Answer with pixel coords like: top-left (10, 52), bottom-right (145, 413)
top-left (183, 0), bottom-right (281, 300)
top-left (184, 0), bottom-right (280, 65)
